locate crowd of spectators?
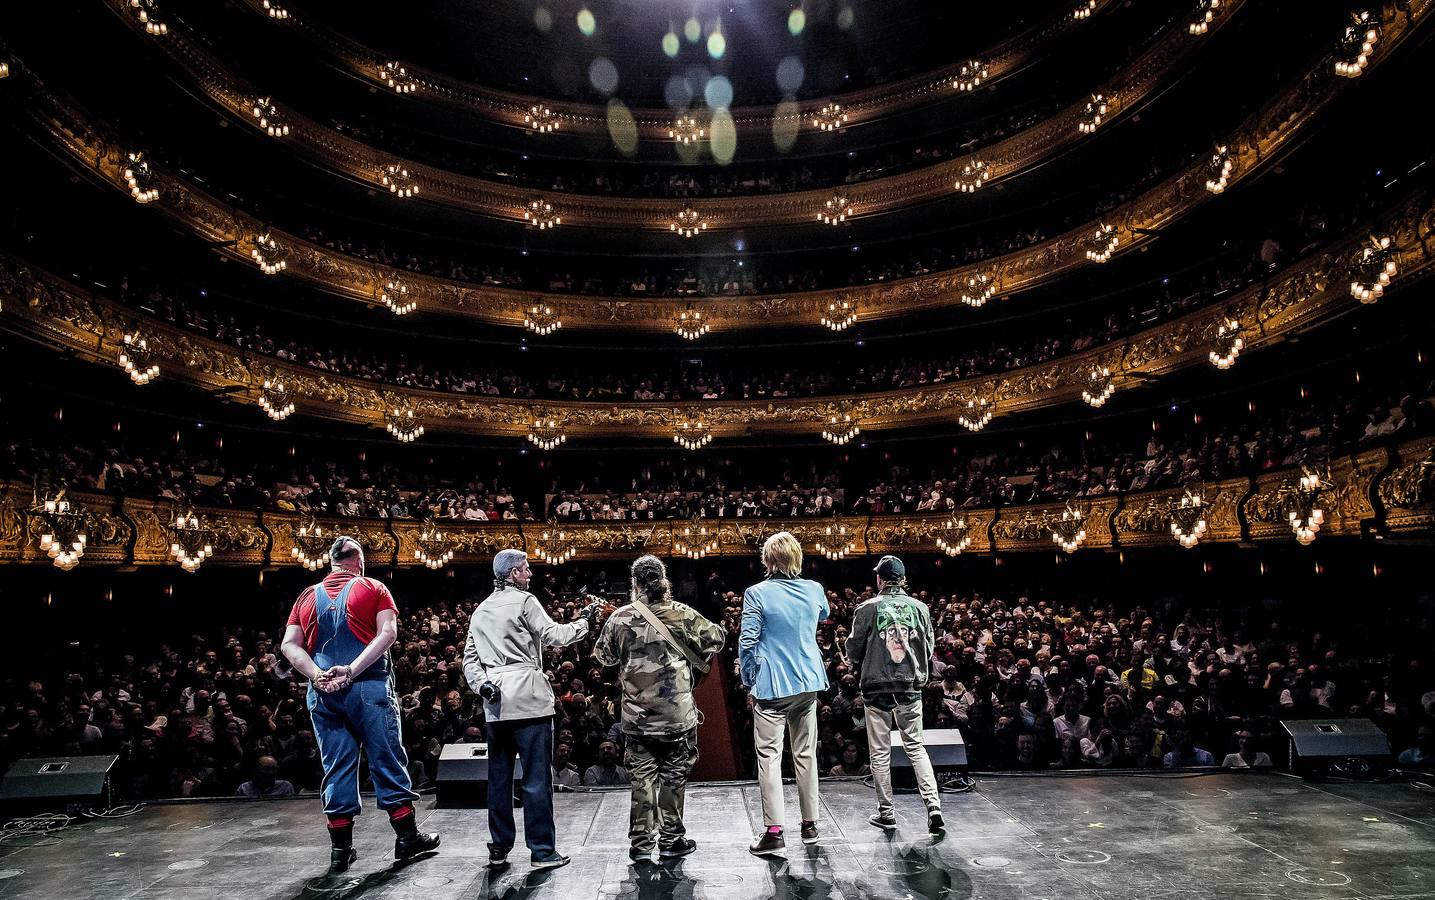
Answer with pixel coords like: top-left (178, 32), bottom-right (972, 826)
top-left (109, 182), bottom-right (1362, 407)
top-left (3, 559), bottom-right (1430, 805)
top-left (6, 367), bottom-right (1431, 525)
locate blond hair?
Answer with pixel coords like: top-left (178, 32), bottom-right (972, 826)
top-left (761, 531), bottom-right (803, 578)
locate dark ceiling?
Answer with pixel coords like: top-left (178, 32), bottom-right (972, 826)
top-left (285, 0), bottom-right (1067, 106)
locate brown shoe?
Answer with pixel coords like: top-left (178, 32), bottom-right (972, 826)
top-left (749, 830), bottom-right (786, 857)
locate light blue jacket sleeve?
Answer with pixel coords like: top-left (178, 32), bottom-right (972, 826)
top-left (738, 587), bottom-right (763, 688)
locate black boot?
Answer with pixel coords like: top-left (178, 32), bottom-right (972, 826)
top-left (395, 830), bottom-right (441, 861)
top-left (328, 847), bottom-right (357, 875)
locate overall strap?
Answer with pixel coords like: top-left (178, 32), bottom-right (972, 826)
top-left (631, 599), bottom-right (710, 675)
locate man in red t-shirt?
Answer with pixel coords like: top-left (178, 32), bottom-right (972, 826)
top-left (280, 536), bottom-right (440, 875)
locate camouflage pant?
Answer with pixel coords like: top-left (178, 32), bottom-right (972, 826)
top-left (624, 728), bottom-right (700, 851)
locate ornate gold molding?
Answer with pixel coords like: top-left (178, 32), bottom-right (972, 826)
top-left (102, 0), bottom-right (1235, 229)
top-left (231, 0), bottom-right (1120, 141)
top-left (5, 186), bottom-right (1430, 439)
top-left (0, 436), bottom-right (1421, 567)
top-left (22, 1), bottom-right (1423, 332)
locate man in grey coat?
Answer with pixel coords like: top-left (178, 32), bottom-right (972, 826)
top-left (463, 549), bottom-right (603, 871)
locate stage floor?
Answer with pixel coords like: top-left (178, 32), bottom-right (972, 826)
top-left (0, 774), bottom-right (1432, 899)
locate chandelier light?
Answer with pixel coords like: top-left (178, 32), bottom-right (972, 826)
top-left (820, 192), bottom-right (851, 225)
top-left (33, 488), bottom-right (87, 571)
top-left (385, 406), bottom-right (425, 443)
top-left (955, 159), bottom-right (990, 194)
top-left (1049, 506), bottom-right (1088, 553)
top-left (258, 378), bottom-right (296, 421)
top-left (1287, 472), bottom-right (1326, 545)
top-left (524, 197), bottom-right (561, 230)
top-left (414, 519), bottom-right (455, 570)
top-left (290, 518), bottom-right (330, 571)
top-left (815, 523), bottom-right (856, 560)
top-left (820, 299), bottom-right (857, 331)
top-left (251, 232), bottom-right (289, 275)
top-left (123, 152), bottom-right (159, 203)
top-left (119, 331), bottom-right (160, 385)
top-left (673, 521), bottom-right (719, 559)
top-left (129, 0), bottom-right (169, 35)
top-left (1349, 235), bottom-right (1397, 303)
top-left (1081, 365), bottom-right (1115, 408)
top-left (525, 105), bottom-right (559, 133)
top-left (527, 417), bottom-right (566, 451)
top-left (1169, 491), bottom-right (1208, 548)
top-left (1078, 93), bottom-right (1108, 134)
top-left (936, 515), bottom-right (972, 556)
top-left (381, 163), bottom-right (418, 199)
top-left (952, 59), bottom-right (988, 92)
top-left (1205, 144), bottom-right (1233, 194)
top-left (250, 97), bottom-right (290, 137)
top-left (821, 412), bottom-right (860, 445)
top-left (958, 397), bottom-right (993, 432)
top-left (669, 114), bottom-right (706, 145)
top-left (1209, 319), bottom-right (1244, 369)
top-left (1189, 0), bottom-right (1221, 35)
top-left (674, 308), bottom-right (709, 340)
top-left (0, 62), bottom-right (9, 79)
top-left (167, 507), bottom-right (215, 573)
top-left (960, 272), bottom-right (995, 308)
top-left (671, 206), bottom-right (707, 238)
top-left (1334, 11), bottom-right (1380, 77)
top-left (524, 304), bottom-right (562, 335)
top-left (812, 102), bottom-right (847, 132)
top-left (262, 0), bottom-right (290, 19)
top-left (1073, 0), bottom-right (1096, 20)
top-left (378, 61), bottom-right (418, 93)
top-left (673, 415), bottom-right (713, 451)
top-left (534, 527), bottom-right (577, 565)
top-left (1084, 223), bottom-right (1119, 263)
top-left (381, 273), bottom-right (416, 315)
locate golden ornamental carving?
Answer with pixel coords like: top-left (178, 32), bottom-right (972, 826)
top-left (18, 2), bottom-right (1416, 332)
top-left (231, 0), bottom-right (1121, 140)
top-left (4, 180), bottom-right (1431, 441)
top-left (98, 0), bottom-right (1239, 230)
top-left (0, 440), bottom-right (1426, 566)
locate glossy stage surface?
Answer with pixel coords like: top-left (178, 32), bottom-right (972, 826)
top-left (0, 774), bottom-right (1432, 899)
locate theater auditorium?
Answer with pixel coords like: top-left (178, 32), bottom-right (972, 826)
top-left (1, 0), bottom-right (1434, 897)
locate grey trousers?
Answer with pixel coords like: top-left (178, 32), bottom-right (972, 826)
top-left (865, 697), bottom-right (941, 815)
top-left (752, 691), bottom-right (820, 827)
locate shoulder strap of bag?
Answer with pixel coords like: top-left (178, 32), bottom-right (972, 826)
top-left (630, 599), bottom-right (711, 676)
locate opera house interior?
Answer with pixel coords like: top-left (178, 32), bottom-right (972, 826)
top-left (0, 0), bottom-right (1433, 897)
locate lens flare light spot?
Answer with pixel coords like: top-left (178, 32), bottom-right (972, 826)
top-left (533, 7), bottom-right (552, 31)
top-left (710, 108), bottom-right (737, 164)
top-left (576, 7), bottom-right (596, 36)
top-left (704, 75), bottom-right (734, 109)
top-left (684, 17), bottom-right (701, 42)
top-left (606, 100), bottom-right (638, 157)
top-left (788, 8), bottom-right (806, 35)
top-left (662, 30), bottom-right (680, 57)
top-left (776, 56), bottom-right (805, 94)
top-left (772, 99), bottom-right (800, 152)
top-left (588, 57), bottom-right (619, 94)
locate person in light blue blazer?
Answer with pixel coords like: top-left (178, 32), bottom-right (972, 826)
top-left (739, 531), bottom-right (830, 857)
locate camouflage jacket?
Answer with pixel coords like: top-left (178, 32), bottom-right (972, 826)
top-left (593, 599), bottom-right (726, 737)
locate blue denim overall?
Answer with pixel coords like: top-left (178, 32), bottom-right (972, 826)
top-left (306, 578), bottom-right (418, 817)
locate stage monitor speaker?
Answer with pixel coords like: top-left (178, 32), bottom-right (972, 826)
top-left (435, 743), bottom-right (521, 809)
top-left (890, 729), bottom-right (966, 788)
top-left (0, 755), bottom-right (118, 812)
top-left (1281, 719), bottom-right (1390, 770)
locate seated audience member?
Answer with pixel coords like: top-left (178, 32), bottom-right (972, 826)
top-left (1221, 730), bottom-right (1274, 768)
top-left (235, 755), bottom-right (296, 799)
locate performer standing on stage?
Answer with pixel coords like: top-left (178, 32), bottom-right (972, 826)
top-left (464, 549), bottom-right (604, 871)
top-left (845, 555), bottom-right (944, 833)
top-left (739, 531), bottom-right (830, 856)
top-left (280, 536), bottom-right (440, 875)
top-left (593, 555), bottom-right (725, 863)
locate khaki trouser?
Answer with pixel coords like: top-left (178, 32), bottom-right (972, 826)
top-left (865, 697), bottom-right (941, 815)
top-left (753, 691), bottom-right (819, 827)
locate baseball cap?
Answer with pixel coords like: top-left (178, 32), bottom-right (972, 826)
top-left (873, 555), bottom-right (905, 579)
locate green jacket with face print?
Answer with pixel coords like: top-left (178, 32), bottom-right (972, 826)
top-left (845, 586), bottom-right (934, 696)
